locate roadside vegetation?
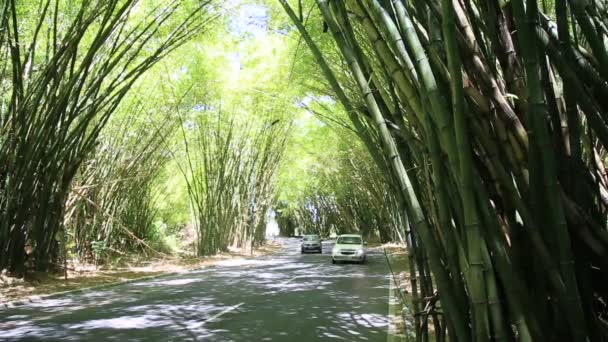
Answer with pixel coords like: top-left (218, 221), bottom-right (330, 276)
top-left (0, 0), bottom-right (317, 282)
top-left (0, 0), bottom-right (213, 275)
top-left (278, 0), bottom-right (608, 340)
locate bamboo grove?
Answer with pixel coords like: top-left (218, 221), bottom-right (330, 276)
top-left (178, 108), bottom-right (289, 256)
top-left (275, 134), bottom-right (408, 243)
top-left (280, 0), bottom-right (608, 340)
top-left (0, 0), bottom-right (213, 274)
top-left (65, 108), bottom-right (174, 262)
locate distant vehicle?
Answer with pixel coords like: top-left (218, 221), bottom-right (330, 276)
top-left (332, 234), bottom-right (366, 264)
top-left (301, 234), bottom-right (322, 253)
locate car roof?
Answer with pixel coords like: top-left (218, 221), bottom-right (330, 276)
top-left (338, 234), bottom-right (362, 237)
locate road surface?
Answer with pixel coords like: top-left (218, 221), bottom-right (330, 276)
top-left (0, 238), bottom-right (402, 341)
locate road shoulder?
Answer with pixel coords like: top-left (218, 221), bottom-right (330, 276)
top-left (1, 240), bottom-right (282, 307)
top-left (385, 249), bottom-right (412, 342)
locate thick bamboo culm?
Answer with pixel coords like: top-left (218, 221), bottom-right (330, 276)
top-left (280, 0), bottom-right (608, 340)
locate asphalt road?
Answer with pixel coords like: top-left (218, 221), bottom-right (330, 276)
top-left (0, 238), bottom-right (399, 341)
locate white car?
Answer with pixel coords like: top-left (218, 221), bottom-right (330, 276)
top-left (332, 234), bottom-right (366, 264)
top-left (301, 234), bottom-right (322, 253)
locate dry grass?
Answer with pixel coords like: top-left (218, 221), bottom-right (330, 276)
top-left (0, 240), bottom-right (282, 303)
top-left (381, 243), bottom-right (407, 255)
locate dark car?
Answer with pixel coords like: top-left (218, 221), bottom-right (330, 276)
top-left (301, 234), bottom-right (322, 253)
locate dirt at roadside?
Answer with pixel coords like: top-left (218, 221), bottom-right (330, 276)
top-left (0, 240), bottom-right (282, 303)
top-left (382, 245), bottom-right (414, 341)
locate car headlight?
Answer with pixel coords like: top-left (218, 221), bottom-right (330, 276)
top-left (356, 249), bottom-right (364, 255)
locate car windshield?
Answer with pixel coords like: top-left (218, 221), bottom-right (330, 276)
top-left (303, 235), bottom-right (319, 241)
top-left (337, 236), bottom-right (362, 245)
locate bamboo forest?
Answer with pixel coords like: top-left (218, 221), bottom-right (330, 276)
top-left (1, 0), bottom-right (608, 341)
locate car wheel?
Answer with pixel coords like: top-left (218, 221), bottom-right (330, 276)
top-left (332, 258), bottom-right (336, 264)
top-left (301, 249), bottom-right (304, 254)
top-left (318, 248), bottom-right (323, 254)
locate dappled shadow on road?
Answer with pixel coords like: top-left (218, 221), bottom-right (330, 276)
top-left (209, 276), bottom-right (390, 341)
top-left (0, 238), bottom-right (393, 341)
top-left (316, 312), bottom-right (389, 340)
top-left (198, 252), bottom-right (391, 341)
top-left (0, 270), bottom-right (250, 341)
top-left (0, 289), bottom-right (243, 341)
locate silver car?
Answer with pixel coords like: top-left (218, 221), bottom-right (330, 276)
top-left (301, 234), bottom-right (322, 253)
top-left (332, 234), bottom-right (366, 264)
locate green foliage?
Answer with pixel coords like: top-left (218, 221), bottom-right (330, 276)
top-left (115, 0), bottom-right (304, 256)
top-left (90, 240), bottom-right (109, 265)
top-left (0, 0), bottom-right (212, 274)
top-left (65, 110), bottom-right (170, 261)
top-left (280, 0), bottom-right (608, 340)
top-left (274, 100), bottom-right (403, 241)
top-left (147, 221), bottom-right (181, 255)
top-left (177, 104), bottom-right (289, 255)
